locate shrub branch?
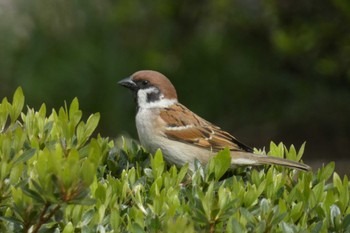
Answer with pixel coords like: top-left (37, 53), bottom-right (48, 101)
top-left (31, 203), bottom-right (61, 233)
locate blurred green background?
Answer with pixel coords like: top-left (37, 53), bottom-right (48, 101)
top-left (1, 0), bottom-right (349, 174)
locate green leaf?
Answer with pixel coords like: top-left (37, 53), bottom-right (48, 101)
top-left (280, 222), bottom-right (295, 233)
top-left (269, 141), bottom-right (284, 158)
top-left (129, 223), bottom-right (146, 233)
top-left (177, 163), bottom-right (188, 184)
top-left (243, 184), bottom-right (259, 207)
top-left (81, 209), bottom-right (95, 226)
top-left (77, 113), bottom-right (100, 147)
top-left (62, 222), bottom-right (74, 233)
top-left (297, 142), bottom-right (306, 161)
top-left (290, 202), bottom-right (303, 222)
top-left (69, 98), bottom-right (82, 127)
top-left (310, 221), bottom-right (323, 233)
top-left (192, 197), bottom-right (209, 225)
top-left (260, 198), bottom-right (269, 213)
top-left (9, 163), bottom-right (23, 184)
top-left (312, 182), bottom-right (325, 206)
top-left (9, 87), bottom-right (25, 123)
top-left (81, 160), bottom-right (96, 186)
top-left (330, 204), bottom-right (341, 227)
top-left (271, 211), bottom-right (287, 225)
top-left (0, 216), bottom-right (23, 227)
top-left (110, 209), bottom-right (120, 231)
top-left (340, 175), bottom-right (349, 212)
top-left (44, 121), bottom-right (54, 134)
top-left (332, 173), bottom-right (348, 212)
top-left (21, 185), bottom-right (45, 203)
top-left (85, 113), bottom-right (100, 137)
top-left (286, 144), bottom-right (297, 161)
top-left (318, 162), bottom-right (335, 182)
top-left (212, 148), bottom-right (231, 181)
top-left (69, 197), bottom-right (96, 205)
top-left (151, 149), bottom-right (165, 177)
top-left (240, 207), bottom-right (256, 223)
top-left (0, 97), bottom-right (9, 131)
top-left (255, 220), bottom-right (266, 233)
top-left (229, 218), bottom-right (244, 232)
top-left (95, 184), bottom-right (106, 204)
top-left (13, 148), bottom-right (36, 165)
top-left (343, 214), bottom-right (350, 232)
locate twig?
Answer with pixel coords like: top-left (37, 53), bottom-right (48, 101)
top-left (31, 203), bottom-right (61, 233)
top-left (209, 221), bottom-right (215, 233)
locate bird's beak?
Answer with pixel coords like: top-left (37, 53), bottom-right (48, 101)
top-left (118, 77), bottom-right (137, 90)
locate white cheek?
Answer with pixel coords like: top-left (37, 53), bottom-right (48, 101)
top-left (137, 88), bottom-right (155, 106)
top-left (137, 88), bottom-right (177, 109)
top-left (137, 87), bottom-right (164, 106)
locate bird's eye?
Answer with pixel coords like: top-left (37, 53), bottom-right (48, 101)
top-left (142, 80), bottom-right (149, 86)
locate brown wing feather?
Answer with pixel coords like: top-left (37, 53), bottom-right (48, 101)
top-left (160, 103), bottom-right (253, 152)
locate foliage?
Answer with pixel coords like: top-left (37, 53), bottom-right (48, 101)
top-left (0, 0), bottom-right (349, 166)
top-left (0, 88), bottom-right (349, 232)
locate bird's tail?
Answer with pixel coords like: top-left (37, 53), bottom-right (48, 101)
top-left (230, 152), bottom-right (311, 171)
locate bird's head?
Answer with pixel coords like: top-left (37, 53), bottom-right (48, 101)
top-left (119, 70), bottom-right (178, 108)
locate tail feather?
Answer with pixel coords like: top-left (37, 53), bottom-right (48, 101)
top-left (231, 152), bottom-right (311, 171)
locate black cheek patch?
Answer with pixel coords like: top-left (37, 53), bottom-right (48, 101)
top-left (147, 92), bottom-right (161, 103)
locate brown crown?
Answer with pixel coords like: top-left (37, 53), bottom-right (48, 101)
top-left (131, 70), bottom-right (178, 100)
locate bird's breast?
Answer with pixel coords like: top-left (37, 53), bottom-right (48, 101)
top-left (135, 108), bottom-right (163, 151)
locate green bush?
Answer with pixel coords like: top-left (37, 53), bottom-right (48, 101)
top-left (0, 88), bottom-right (349, 232)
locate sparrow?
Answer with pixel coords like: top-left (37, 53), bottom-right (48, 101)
top-left (118, 70), bottom-right (311, 172)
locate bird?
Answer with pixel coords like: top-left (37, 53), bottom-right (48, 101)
top-left (118, 70), bottom-right (311, 172)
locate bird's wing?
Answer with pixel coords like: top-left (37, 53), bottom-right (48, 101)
top-left (159, 103), bottom-right (253, 152)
